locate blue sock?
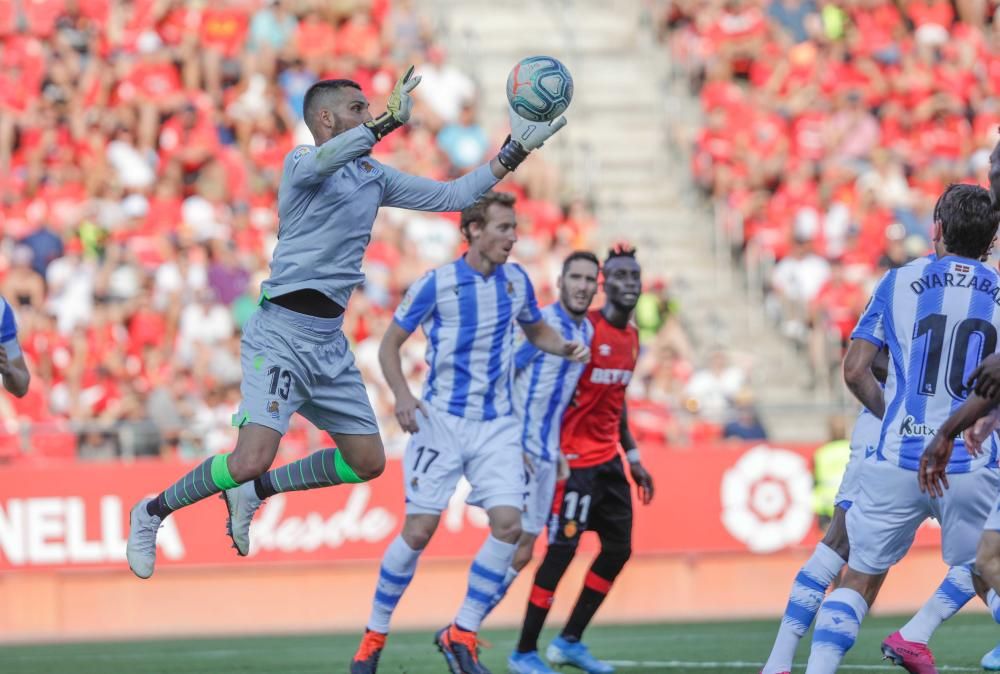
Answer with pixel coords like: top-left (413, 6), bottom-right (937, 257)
top-left (899, 565), bottom-right (974, 644)
top-left (455, 535), bottom-right (517, 632)
top-left (762, 543), bottom-right (844, 674)
top-left (806, 588), bottom-right (869, 674)
top-left (483, 566), bottom-right (519, 619)
top-left (367, 536), bottom-right (420, 633)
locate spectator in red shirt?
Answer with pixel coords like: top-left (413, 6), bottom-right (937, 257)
top-left (706, 0), bottom-right (768, 73)
top-left (294, 10), bottom-right (337, 75)
top-left (914, 95), bottom-right (972, 165)
top-left (158, 101), bottom-right (220, 179)
top-left (809, 256), bottom-right (865, 386)
top-left (906, 0), bottom-right (954, 31)
top-left (337, 8), bottom-right (382, 61)
top-left (199, 1), bottom-right (249, 104)
top-left (119, 31), bottom-right (186, 151)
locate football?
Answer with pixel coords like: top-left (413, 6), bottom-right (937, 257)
top-left (506, 55), bottom-right (574, 122)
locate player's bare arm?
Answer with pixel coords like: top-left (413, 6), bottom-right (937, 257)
top-left (843, 338), bottom-right (885, 419)
top-left (961, 355), bottom-right (1000, 455)
top-left (620, 400), bottom-right (653, 504)
top-left (968, 353), bottom-right (1000, 400)
top-left (378, 321), bottom-right (427, 433)
top-left (919, 392), bottom-right (997, 497)
top-left (0, 344), bottom-right (29, 398)
top-left (521, 319), bottom-right (589, 362)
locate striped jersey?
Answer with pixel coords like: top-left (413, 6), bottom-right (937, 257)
top-left (393, 256), bottom-right (542, 421)
top-left (0, 296), bottom-right (20, 359)
top-left (265, 124), bottom-right (498, 308)
top-left (852, 255), bottom-right (1000, 472)
top-left (512, 302), bottom-right (594, 462)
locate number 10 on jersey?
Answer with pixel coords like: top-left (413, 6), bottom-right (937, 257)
top-left (914, 314), bottom-right (997, 399)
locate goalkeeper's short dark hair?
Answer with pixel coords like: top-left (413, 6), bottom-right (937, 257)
top-left (459, 191), bottom-right (516, 241)
top-left (561, 251), bottom-right (600, 276)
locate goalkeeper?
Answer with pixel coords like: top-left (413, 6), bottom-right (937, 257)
top-left (126, 67), bottom-right (567, 580)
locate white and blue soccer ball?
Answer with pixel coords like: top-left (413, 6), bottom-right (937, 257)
top-left (506, 55), bottom-right (574, 123)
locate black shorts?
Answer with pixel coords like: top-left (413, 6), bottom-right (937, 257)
top-left (548, 455), bottom-right (633, 548)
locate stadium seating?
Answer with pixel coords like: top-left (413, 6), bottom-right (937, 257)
top-left (659, 0), bottom-right (1000, 393)
top-left (0, 0), bottom-right (698, 460)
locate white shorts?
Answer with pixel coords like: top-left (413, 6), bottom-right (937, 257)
top-left (404, 406), bottom-right (524, 515)
top-left (847, 459), bottom-right (999, 574)
top-left (983, 490), bottom-right (1000, 531)
top-left (836, 409), bottom-right (882, 509)
top-left (523, 456), bottom-right (558, 536)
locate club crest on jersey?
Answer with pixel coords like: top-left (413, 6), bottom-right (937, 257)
top-left (598, 344), bottom-right (611, 357)
top-left (267, 400), bottom-right (280, 419)
top-left (410, 477), bottom-right (419, 491)
top-left (564, 521), bottom-right (578, 538)
top-left (292, 146), bottom-right (311, 162)
top-left (507, 281), bottom-right (514, 294)
top-left (359, 159), bottom-right (377, 174)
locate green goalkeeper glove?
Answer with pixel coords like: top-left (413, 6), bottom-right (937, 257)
top-left (496, 105), bottom-right (568, 171)
top-left (366, 65), bottom-right (422, 141)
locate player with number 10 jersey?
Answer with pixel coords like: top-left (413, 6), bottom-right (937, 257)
top-left (802, 180), bottom-right (1000, 673)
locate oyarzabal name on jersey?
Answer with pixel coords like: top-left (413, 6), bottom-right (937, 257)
top-left (910, 272), bottom-right (1000, 306)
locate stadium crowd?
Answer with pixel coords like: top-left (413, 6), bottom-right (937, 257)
top-left (659, 0), bottom-right (1000, 391)
top-left (0, 0), bottom-right (759, 461)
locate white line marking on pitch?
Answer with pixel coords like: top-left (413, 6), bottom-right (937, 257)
top-left (604, 661), bottom-right (981, 671)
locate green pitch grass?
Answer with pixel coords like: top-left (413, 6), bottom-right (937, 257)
top-left (0, 614), bottom-right (995, 673)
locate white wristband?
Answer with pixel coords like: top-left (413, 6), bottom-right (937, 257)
top-left (625, 448), bottom-right (641, 463)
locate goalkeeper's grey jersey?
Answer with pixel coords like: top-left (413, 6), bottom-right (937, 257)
top-left (263, 124), bottom-right (499, 308)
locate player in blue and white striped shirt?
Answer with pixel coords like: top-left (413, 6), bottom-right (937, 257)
top-left (0, 296), bottom-right (30, 398)
top-left (353, 192), bottom-right (589, 674)
top-left (804, 179), bottom-right (1000, 674)
top-left (484, 252), bottom-right (599, 651)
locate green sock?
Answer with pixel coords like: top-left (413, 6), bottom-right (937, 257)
top-left (254, 448), bottom-right (363, 499)
top-left (148, 454), bottom-right (238, 518)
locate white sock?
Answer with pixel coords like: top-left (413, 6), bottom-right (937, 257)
top-left (367, 536), bottom-right (421, 633)
top-left (989, 590), bottom-right (1000, 624)
top-left (899, 565), bottom-right (975, 644)
top-left (455, 535), bottom-right (517, 632)
top-left (762, 543), bottom-right (845, 674)
top-left (805, 588), bottom-right (869, 674)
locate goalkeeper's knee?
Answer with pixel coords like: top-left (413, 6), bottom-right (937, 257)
top-left (337, 447), bottom-right (385, 482)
